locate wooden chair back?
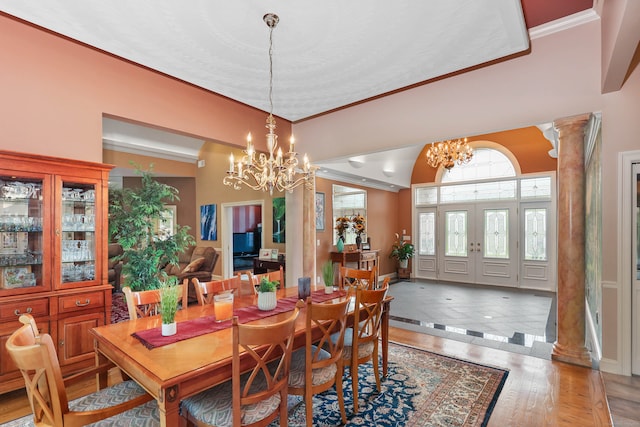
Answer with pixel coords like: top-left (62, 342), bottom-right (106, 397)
top-left (346, 279), bottom-right (389, 413)
top-left (5, 314), bottom-right (151, 426)
top-left (232, 302), bottom-right (302, 426)
top-left (249, 266), bottom-right (284, 294)
top-left (122, 284), bottom-right (188, 320)
top-left (290, 297), bottom-right (350, 425)
top-left (192, 274), bottom-right (241, 305)
top-left (338, 265), bottom-right (377, 290)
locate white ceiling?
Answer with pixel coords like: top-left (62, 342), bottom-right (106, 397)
top-left (1, 1), bottom-right (529, 122)
top-left (0, 1), bottom-right (571, 191)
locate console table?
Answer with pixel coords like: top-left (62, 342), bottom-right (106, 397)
top-left (330, 249), bottom-right (380, 283)
top-left (253, 257), bottom-right (286, 274)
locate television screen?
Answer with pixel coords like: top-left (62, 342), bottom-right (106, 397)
top-left (233, 232), bottom-right (255, 254)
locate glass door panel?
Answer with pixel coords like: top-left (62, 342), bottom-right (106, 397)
top-left (60, 182), bottom-right (96, 285)
top-left (445, 211), bottom-right (468, 257)
top-left (416, 208), bottom-right (437, 279)
top-left (484, 209), bottom-right (509, 259)
top-left (0, 176), bottom-right (46, 292)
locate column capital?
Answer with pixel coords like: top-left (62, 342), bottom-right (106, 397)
top-left (553, 113), bottom-right (591, 133)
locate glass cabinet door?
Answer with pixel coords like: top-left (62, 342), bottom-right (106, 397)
top-left (0, 176), bottom-right (46, 292)
top-left (59, 181), bottom-right (96, 286)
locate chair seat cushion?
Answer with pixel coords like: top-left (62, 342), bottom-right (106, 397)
top-left (69, 380), bottom-right (148, 412)
top-left (289, 345), bottom-right (337, 388)
top-left (67, 380), bottom-right (159, 426)
top-left (88, 400), bottom-right (159, 427)
top-left (181, 372), bottom-right (280, 427)
top-left (333, 328), bottom-right (375, 360)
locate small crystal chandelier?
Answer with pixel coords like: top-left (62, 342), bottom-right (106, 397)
top-left (223, 13), bottom-right (315, 195)
top-left (425, 137), bottom-right (473, 170)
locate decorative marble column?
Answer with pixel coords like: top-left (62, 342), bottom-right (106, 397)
top-left (302, 182), bottom-right (316, 281)
top-left (551, 113), bottom-right (592, 368)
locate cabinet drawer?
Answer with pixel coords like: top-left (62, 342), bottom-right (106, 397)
top-left (59, 291), bottom-right (104, 313)
top-left (0, 298), bottom-right (49, 321)
top-left (361, 252), bottom-right (377, 262)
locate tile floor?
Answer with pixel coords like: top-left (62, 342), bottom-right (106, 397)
top-left (387, 280), bottom-right (556, 359)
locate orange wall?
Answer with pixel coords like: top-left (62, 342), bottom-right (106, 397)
top-left (315, 177), bottom-right (400, 276)
top-left (411, 126), bottom-right (557, 184)
top-left (0, 14), bottom-right (291, 161)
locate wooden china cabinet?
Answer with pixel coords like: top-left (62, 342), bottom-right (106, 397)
top-left (0, 150), bottom-right (113, 394)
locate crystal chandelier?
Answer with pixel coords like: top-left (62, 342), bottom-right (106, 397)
top-left (425, 138), bottom-right (473, 170)
top-left (223, 13), bottom-right (315, 195)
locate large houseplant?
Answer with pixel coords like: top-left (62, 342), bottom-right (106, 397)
top-left (109, 166), bottom-right (194, 291)
top-left (390, 233), bottom-right (415, 269)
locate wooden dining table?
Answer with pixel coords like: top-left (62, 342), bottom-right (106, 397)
top-left (91, 285), bottom-right (392, 427)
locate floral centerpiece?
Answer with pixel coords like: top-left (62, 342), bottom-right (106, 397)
top-left (335, 216), bottom-right (351, 242)
top-left (351, 214), bottom-right (366, 236)
top-left (351, 214), bottom-right (366, 248)
top-left (390, 233), bottom-right (415, 268)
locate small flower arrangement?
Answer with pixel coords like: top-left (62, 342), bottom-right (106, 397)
top-left (351, 214), bottom-right (366, 236)
top-left (335, 216), bottom-right (351, 240)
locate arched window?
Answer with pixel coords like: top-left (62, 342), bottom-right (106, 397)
top-left (440, 147), bottom-right (517, 184)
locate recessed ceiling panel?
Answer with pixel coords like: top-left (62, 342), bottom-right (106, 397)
top-left (1, 0), bottom-right (529, 121)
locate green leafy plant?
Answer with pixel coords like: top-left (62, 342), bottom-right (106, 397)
top-left (109, 165), bottom-right (194, 291)
top-left (160, 277), bottom-right (180, 324)
top-left (390, 233), bottom-right (415, 262)
top-left (258, 277), bottom-right (278, 293)
top-left (322, 260), bottom-right (335, 287)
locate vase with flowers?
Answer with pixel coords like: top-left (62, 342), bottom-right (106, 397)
top-left (335, 216), bottom-right (351, 252)
top-left (351, 214), bottom-right (366, 249)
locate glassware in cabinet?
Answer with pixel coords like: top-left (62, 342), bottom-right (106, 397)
top-left (60, 182), bottom-right (96, 284)
top-left (0, 176), bottom-right (44, 291)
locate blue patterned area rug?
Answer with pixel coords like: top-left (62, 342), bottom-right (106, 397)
top-left (2, 339), bottom-right (507, 427)
top-left (275, 341), bottom-right (508, 427)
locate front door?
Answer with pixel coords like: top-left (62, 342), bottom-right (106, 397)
top-left (436, 203), bottom-right (517, 286)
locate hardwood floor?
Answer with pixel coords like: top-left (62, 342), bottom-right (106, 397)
top-left (1, 327), bottom-right (637, 426)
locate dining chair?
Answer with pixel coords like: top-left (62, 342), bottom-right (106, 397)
top-left (288, 297), bottom-right (350, 426)
top-left (338, 265), bottom-right (377, 290)
top-left (342, 279), bottom-right (389, 413)
top-left (192, 274), bottom-right (242, 305)
top-left (122, 284), bottom-right (188, 320)
top-left (181, 302), bottom-right (303, 427)
top-left (5, 314), bottom-right (157, 426)
top-left (249, 266), bottom-right (284, 294)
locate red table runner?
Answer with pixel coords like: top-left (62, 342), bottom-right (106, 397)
top-left (133, 289), bottom-right (346, 349)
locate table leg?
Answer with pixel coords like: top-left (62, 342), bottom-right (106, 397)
top-left (159, 385), bottom-right (184, 427)
top-left (381, 300), bottom-right (390, 377)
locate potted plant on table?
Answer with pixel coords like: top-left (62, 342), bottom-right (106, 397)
top-left (322, 260), bottom-right (335, 294)
top-left (160, 277), bottom-right (180, 336)
top-left (257, 277), bottom-right (278, 311)
top-left (390, 233), bottom-right (415, 269)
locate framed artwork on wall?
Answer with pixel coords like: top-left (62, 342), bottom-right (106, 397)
top-left (272, 197), bottom-right (285, 243)
top-left (315, 192), bottom-right (325, 231)
top-left (200, 204), bottom-right (217, 240)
